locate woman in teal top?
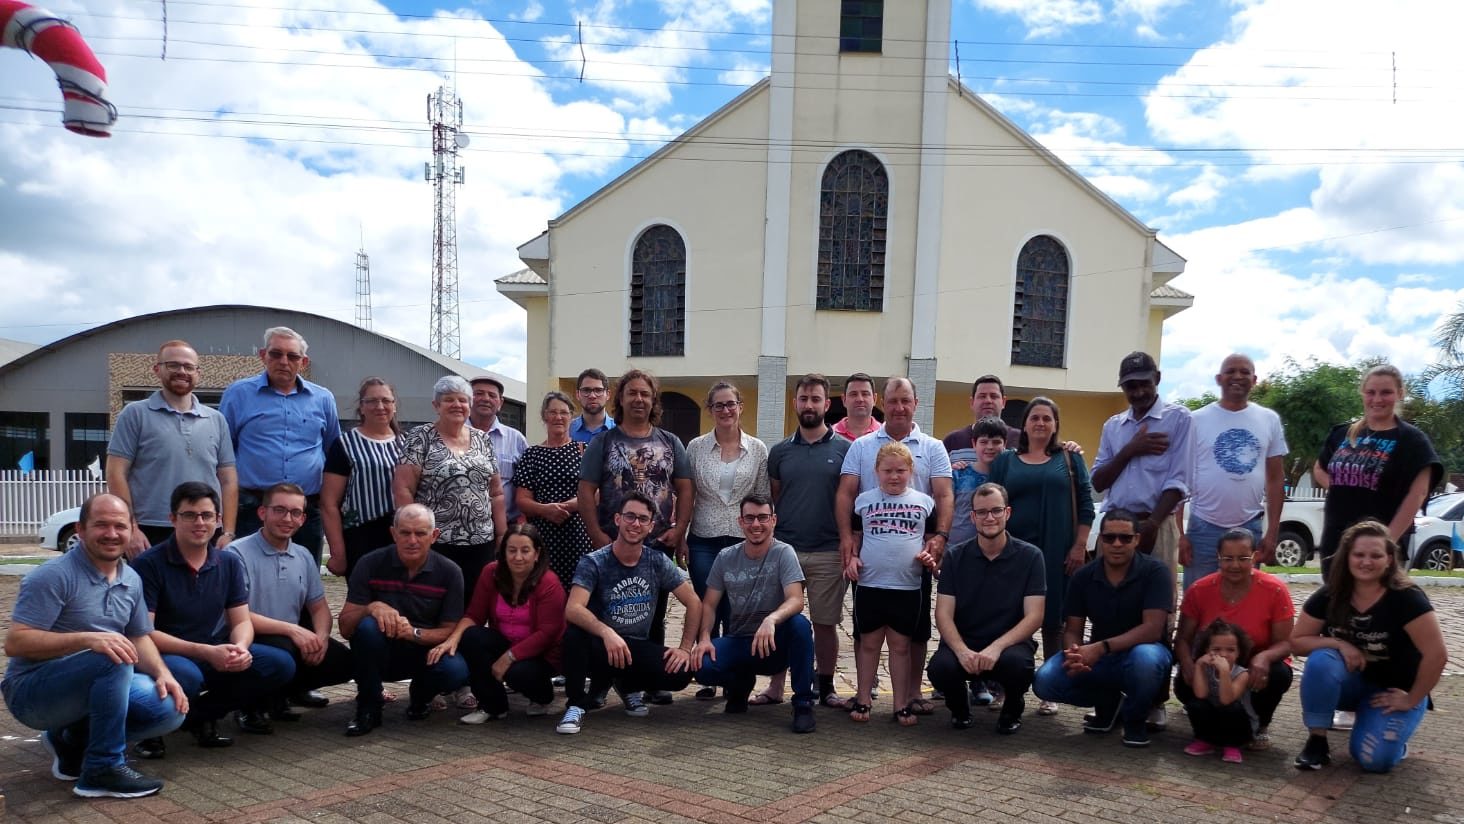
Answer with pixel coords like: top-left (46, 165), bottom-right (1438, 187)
top-left (989, 397), bottom-right (1095, 715)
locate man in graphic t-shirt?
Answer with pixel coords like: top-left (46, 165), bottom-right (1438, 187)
top-left (1180, 354), bottom-right (1288, 589)
top-left (578, 369), bottom-right (694, 698)
top-left (555, 493), bottom-right (701, 735)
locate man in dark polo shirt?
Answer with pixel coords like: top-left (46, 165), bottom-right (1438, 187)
top-left (1033, 508), bottom-right (1173, 748)
top-left (339, 503), bottom-right (468, 736)
top-left (927, 483), bottom-right (1045, 735)
top-left (132, 482), bottom-right (295, 757)
top-left (766, 373), bottom-right (851, 708)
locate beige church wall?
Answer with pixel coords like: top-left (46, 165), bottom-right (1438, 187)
top-left (934, 90), bottom-right (1156, 396)
top-left (930, 387), bottom-right (1123, 464)
top-left (521, 295), bottom-right (550, 442)
top-left (545, 88), bottom-right (772, 381)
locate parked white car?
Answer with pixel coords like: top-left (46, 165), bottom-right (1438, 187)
top-left (38, 506), bottom-right (82, 553)
top-left (1276, 498), bottom-right (1326, 568)
top-left (1409, 492), bottom-right (1464, 571)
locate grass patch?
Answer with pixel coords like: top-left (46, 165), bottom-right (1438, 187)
top-left (1262, 564), bottom-right (1463, 578)
top-left (0, 557), bottom-right (52, 566)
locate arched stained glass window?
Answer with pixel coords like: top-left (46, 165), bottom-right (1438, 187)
top-left (630, 225), bottom-right (686, 357)
top-left (817, 150), bottom-right (888, 312)
top-left (1010, 235), bottom-right (1070, 368)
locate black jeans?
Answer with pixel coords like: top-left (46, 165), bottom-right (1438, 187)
top-left (458, 625), bottom-right (557, 714)
top-left (926, 640), bottom-right (1035, 719)
top-left (1174, 659), bottom-right (1293, 729)
top-left (561, 625), bottom-right (693, 710)
top-left (250, 633), bottom-right (355, 709)
top-left (1183, 699), bottom-right (1255, 747)
top-left (646, 540), bottom-right (676, 646)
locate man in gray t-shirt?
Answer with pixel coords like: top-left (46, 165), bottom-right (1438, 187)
top-left (692, 495), bottom-right (816, 733)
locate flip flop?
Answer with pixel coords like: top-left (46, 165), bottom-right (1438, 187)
top-left (749, 692), bottom-right (785, 706)
top-left (894, 705), bottom-right (919, 727)
top-left (820, 693), bottom-right (854, 710)
top-left (907, 698), bottom-right (937, 716)
top-left (849, 702), bottom-right (872, 722)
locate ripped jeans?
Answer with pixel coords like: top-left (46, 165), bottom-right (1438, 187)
top-left (1300, 648), bottom-right (1428, 773)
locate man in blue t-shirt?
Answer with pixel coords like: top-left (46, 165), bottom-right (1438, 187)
top-left (556, 492), bottom-right (701, 735)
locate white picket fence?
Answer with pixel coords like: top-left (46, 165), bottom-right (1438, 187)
top-left (0, 470), bottom-right (107, 537)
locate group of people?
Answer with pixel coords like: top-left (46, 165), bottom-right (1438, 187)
top-left (0, 327), bottom-right (1449, 802)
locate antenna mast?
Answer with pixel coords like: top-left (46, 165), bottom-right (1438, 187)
top-left (355, 226), bottom-right (372, 330)
top-left (426, 86), bottom-right (466, 358)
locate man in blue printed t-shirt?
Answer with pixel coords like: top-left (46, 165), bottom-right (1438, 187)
top-left (220, 325), bottom-right (341, 566)
top-left (555, 492), bottom-right (701, 735)
top-left (2, 494), bottom-right (187, 799)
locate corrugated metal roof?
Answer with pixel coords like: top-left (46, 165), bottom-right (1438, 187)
top-left (494, 268), bottom-right (547, 286)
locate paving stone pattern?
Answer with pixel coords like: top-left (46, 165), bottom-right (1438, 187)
top-left (0, 576), bottom-right (1460, 823)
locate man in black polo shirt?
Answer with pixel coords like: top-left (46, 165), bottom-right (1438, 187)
top-left (1033, 508), bottom-right (1173, 748)
top-left (339, 504), bottom-right (468, 736)
top-left (927, 483), bottom-right (1044, 734)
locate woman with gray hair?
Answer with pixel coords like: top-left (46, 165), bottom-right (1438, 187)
top-left (513, 391), bottom-right (593, 590)
top-left (394, 375), bottom-right (507, 612)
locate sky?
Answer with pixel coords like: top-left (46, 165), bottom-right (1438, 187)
top-left (2, 0), bottom-right (1463, 402)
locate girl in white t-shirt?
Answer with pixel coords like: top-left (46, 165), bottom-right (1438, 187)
top-left (846, 442), bottom-right (936, 725)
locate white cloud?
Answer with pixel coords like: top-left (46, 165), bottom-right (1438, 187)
top-left (973, 0), bottom-right (1104, 36)
top-left (1115, 0), bottom-right (1188, 24)
top-left (1165, 163), bottom-right (1227, 208)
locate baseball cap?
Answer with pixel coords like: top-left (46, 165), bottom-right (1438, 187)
top-left (1117, 351), bottom-right (1158, 386)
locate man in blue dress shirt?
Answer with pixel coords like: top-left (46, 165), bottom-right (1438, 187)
top-left (220, 326), bottom-right (341, 566)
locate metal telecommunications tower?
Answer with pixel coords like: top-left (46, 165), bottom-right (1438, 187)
top-left (354, 229), bottom-right (372, 330)
top-left (426, 86), bottom-right (467, 358)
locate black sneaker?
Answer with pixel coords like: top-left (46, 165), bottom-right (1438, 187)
top-left (1294, 735), bottom-right (1332, 770)
top-left (345, 708), bottom-right (382, 737)
top-left (996, 715), bottom-right (1023, 736)
top-left (950, 715), bottom-right (975, 730)
top-left (134, 737), bottom-right (166, 760)
top-left (791, 705), bottom-right (816, 734)
top-left (1121, 720), bottom-right (1151, 748)
top-left (1084, 695), bottom-right (1121, 734)
top-left (73, 764), bottom-right (164, 799)
top-left (648, 690), bottom-right (675, 705)
top-left (405, 702), bottom-right (432, 721)
top-left (41, 730), bottom-right (81, 781)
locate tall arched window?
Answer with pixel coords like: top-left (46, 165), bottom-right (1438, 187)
top-left (630, 224), bottom-right (686, 357)
top-left (818, 150), bottom-right (888, 311)
top-left (1010, 235), bottom-right (1070, 368)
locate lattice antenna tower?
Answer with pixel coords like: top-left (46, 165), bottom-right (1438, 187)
top-left (354, 225), bottom-right (372, 330)
top-left (426, 85), bottom-right (466, 358)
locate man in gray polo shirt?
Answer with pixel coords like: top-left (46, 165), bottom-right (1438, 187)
top-left (108, 339), bottom-right (238, 556)
top-left (2, 494), bottom-right (187, 798)
top-left (226, 483), bottom-right (353, 729)
top-left (766, 373), bottom-right (851, 708)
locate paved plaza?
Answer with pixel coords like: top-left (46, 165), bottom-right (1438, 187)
top-left (0, 573), bottom-right (1460, 824)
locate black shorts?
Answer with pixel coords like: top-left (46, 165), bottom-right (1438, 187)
top-left (852, 585), bottom-right (925, 639)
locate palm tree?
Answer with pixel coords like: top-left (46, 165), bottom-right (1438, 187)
top-left (1424, 301), bottom-right (1464, 397)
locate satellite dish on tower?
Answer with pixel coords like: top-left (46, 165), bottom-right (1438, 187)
top-left (454, 132), bottom-right (470, 148)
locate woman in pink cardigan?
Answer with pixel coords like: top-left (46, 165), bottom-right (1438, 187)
top-left (429, 524), bottom-right (565, 722)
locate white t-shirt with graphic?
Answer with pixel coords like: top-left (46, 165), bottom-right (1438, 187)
top-left (1190, 403), bottom-right (1288, 527)
top-left (854, 487), bottom-right (935, 590)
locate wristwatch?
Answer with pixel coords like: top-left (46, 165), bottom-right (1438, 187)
top-left (934, 531), bottom-right (950, 540)
top-left (412, 627), bottom-right (423, 640)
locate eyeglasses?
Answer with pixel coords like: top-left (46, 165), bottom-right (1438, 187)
top-left (266, 349), bottom-right (304, 362)
top-left (1218, 555), bottom-right (1254, 565)
top-left (617, 512), bottom-right (654, 524)
top-left (361, 397), bottom-right (396, 406)
top-left (970, 507), bottom-right (1007, 520)
top-left (176, 511), bottom-right (217, 523)
top-left (158, 361), bottom-right (198, 374)
top-left (268, 505), bottom-right (306, 519)
top-left (739, 513), bottom-right (774, 524)
top-left (577, 387), bottom-right (607, 395)
top-left (710, 401), bottom-right (742, 412)
top-left (1099, 532), bottom-right (1137, 545)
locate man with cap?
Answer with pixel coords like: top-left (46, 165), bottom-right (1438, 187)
top-left (470, 375), bottom-right (528, 524)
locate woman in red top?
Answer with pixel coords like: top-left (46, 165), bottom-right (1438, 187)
top-left (430, 524), bottom-right (565, 722)
top-left (1175, 528), bottom-right (1294, 749)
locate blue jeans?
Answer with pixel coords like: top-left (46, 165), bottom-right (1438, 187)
top-left (695, 614), bottom-right (816, 708)
top-left (166, 643), bottom-right (296, 722)
top-left (1300, 649), bottom-right (1427, 773)
top-left (3, 651), bottom-right (185, 773)
top-left (687, 534), bottom-right (739, 639)
top-left (1183, 515), bottom-right (1262, 593)
top-left (1033, 643), bottom-right (1173, 724)
top-left (349, 616), bottom-right (469, 711)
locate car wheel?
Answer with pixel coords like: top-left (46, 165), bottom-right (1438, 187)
top-left (59, 525), bottom-right (80, 553)
top-left (1274, 528), bottom-right (1310, 568)
top-left (1419, 540), bottom-right (1454, 572)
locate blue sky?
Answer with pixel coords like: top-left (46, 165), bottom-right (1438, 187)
top-left (2, 0), bottom-right (1462, 401)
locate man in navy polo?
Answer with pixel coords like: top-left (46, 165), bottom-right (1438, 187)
top-left (339, 503), bottom-right (468, 737)
top-left (2, 494), bottom-right (187, 799)
top-left (220, 325), bottom-right (341, 566)
top-left (227, 483), bottom-right (354, 728)
top-left (927, 483), bottom-right (1045, 735)
top-left (1033, 509), bottom-right (1173, 748)
top-left (132, 482), bottom-right (294, 757)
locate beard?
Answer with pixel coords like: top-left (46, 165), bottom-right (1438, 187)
top-left (797, 410), bottom-right (822, 428)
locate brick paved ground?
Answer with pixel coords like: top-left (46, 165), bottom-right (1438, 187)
top-left (0, 574), bottom-right (1460, 823)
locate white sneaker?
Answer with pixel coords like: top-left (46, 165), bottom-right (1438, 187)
top-left (1147, 706), bottom-right (1169, 731)
top-left (526, 702), bottom-right (550, 717)
top-left (1332, 710), bottom-right (1355, 731)
top-left (458, 709), bottom-right (503, 725)
top-left (556, 706), bottom-right (585, 734)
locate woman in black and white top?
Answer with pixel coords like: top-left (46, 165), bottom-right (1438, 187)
top-left (323, 377), bottom-right (403, 579)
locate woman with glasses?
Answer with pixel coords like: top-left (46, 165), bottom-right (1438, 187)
top-left (322, 377), bottom-right (403, 579)
top-left (513, 392), bottom-right (593, 590)
top-left (685, 381), bottom-right (769, 700)
top-left (988, 397), bottom-right (1094, 716)
top-left (1175, 528), bottom-right (1294, 751)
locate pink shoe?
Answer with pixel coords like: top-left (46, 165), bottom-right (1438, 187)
top-left (1184, 740), bottom-right (1216, 757)
top-left (1222, 747), bottom-right (1243, 764)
